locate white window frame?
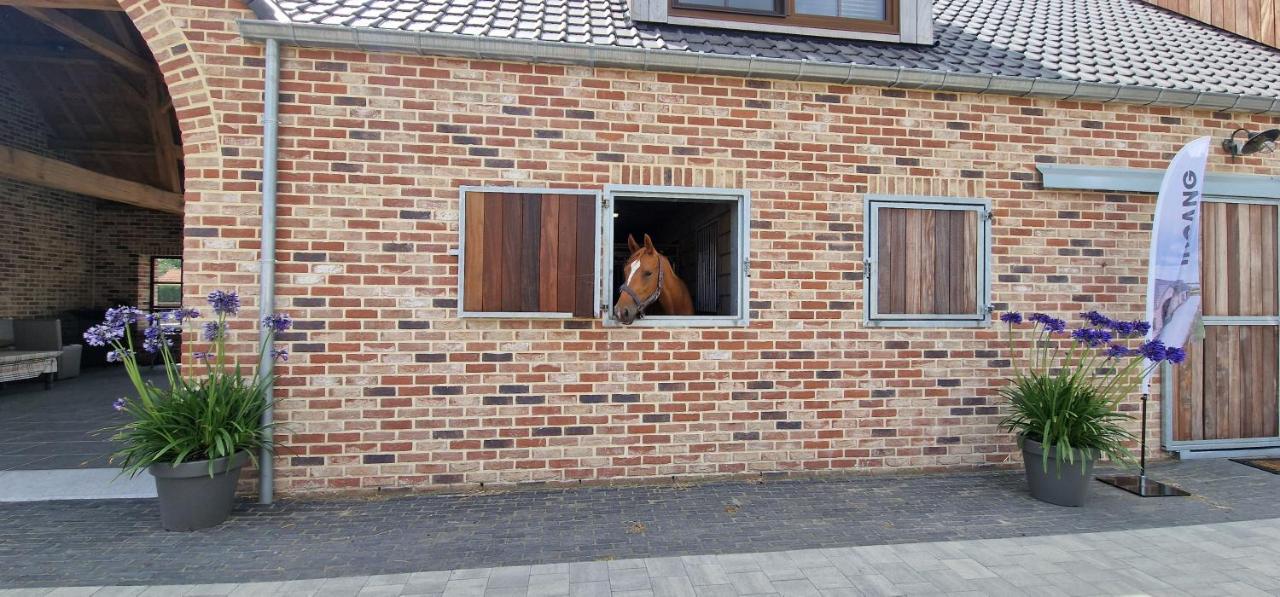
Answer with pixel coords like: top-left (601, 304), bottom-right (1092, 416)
top-left (457, 186), bottom-right (602, 319)
top-left (601, 185), bottom-right (751, 328)
top-left (863, 195), bottom-right (992, 328)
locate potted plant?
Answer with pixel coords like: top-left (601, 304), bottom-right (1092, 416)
top-left (996, 311), bottom-right (1185, 506)
top-left (84, 291), bottom-right (292, 531)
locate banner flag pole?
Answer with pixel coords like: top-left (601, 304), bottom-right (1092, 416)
top-left (1097, 136), bottom-right (1211, 498)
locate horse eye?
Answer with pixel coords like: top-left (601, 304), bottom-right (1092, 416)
top-left (644, 271), bottom-right (653, 277)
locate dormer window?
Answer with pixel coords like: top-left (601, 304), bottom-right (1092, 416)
top-left (632, 0), bottom-right (929, 43)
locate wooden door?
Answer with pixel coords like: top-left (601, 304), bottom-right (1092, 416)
top-left (1170, 201), bottom-right (1280, 445)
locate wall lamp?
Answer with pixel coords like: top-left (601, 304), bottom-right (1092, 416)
top-left (1223, 128), bottom-right (1279, 159)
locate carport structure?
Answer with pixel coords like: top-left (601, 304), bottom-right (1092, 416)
top-left (0, 0), bottom-right (184, 492)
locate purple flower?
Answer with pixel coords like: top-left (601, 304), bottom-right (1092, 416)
top-left (262, 313), bottom-right (293, 334)
top-left (192, 351), bottom-right (211, 362)
top-left (166, 307), bottom-right (200, 322)
top-left (202, 322), bottom-right (225, 342)
top-left (1110, 320), bottom-right (1135, 337)
top-left (1043, 317), bottom-right (1067, 334)
top-left (103, 307), bottom-right (144, 327)
top-left (1133, 321), bottom-right (1152, 337)
top-left (1028, 313), bottom-right (1051, 325)
top-left (142, 325), bottom-right (162, 353)
top-left (1105, 344), bottom-right (1133, 359)
top-left (1081, 311), bottom-right (1112, 328)
top-left (1072, 328), bottom-right (1108, 347)
top-left (1165, 346), bottom-right (1187, 364)
top-left (1000, 312), bottom-right (1023, 325)
top-left (1140, 340), bottom-right (1168, 362)
top-left (207, 291), bottom-right (240, 315)
top-left (271, 348), bottom-right (289, 362)
top-left (112, 397), bottom-right (127, 412)
top-left (106, 349), bottom-right (133, 363)
top-left (84, 323), bottom-right (124, 347)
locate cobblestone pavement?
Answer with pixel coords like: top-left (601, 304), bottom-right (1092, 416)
top-left (3, 518), bottom-right (1279, 596)
top-left (1, 459), bottom-right (1278, 588)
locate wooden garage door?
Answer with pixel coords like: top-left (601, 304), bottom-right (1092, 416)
top-left (1171, 201), bottom-right (1280, 442)
top-left (461, 191), bottom-right (596, 317)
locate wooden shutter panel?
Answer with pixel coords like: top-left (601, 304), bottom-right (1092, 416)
top-left (875, 206), bottom-right (980, 316)
top-left (1201, 202), bottom-right (1278, 317)
top-left (462, 191), bottom-right (596, 316)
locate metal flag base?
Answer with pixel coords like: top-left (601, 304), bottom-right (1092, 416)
top-left (1094, 393), bottom-right (1191, 498)
top-left (1095, 474), bottom-right (1190, 497)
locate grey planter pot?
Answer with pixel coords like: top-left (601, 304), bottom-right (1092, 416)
top-left (148, 452), bottom-right (249, 531)
top-left (1020, 436), bottom-right (1098, 507)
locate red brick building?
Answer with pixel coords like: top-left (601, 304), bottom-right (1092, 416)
top-left (4, 0), bottom-right (1280, 497)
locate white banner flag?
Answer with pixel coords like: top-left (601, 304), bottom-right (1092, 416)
top-left (1142, 136), bottom-right (1211, 393)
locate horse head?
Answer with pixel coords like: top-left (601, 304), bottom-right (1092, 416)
top-left (614, 233), bottom-right (665, 325)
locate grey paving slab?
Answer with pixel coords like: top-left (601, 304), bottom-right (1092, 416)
top-left (4, 459), bottom-right (1280, 588)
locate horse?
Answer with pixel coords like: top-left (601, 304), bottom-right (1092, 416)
top-left (613, 233), bottom-right (694, 325)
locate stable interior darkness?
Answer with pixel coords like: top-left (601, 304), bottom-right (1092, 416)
top-left (611, 198), bottom-right (737, 317)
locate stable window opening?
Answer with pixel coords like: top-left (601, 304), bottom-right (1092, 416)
top-left (603, 186), bottom-right (750, 327)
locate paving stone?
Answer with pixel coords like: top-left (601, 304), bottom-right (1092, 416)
top-left (691, 586), bottom-right (737, 597)
top-left (609, 569), bottom-right (651, 592)
top-left (683, 564), bottom-right (730, 587)
top-left (650, 576), bottom-right (697, 597)
top-left (568, 582), bottom-right (610, 597)
top-left (568, 563), bottom-right (608, 585)
top-left (527, 574), bottom-right (570, 597)
top-left (726, 571), bottom-right (774, 595)
top-left (766, 580), bottom-right (819, 597)
top-left (938, 559), bottom-right (994, 581)
top-left (645, 558), bottom-right (687, 579)
top-left (485, 567), bottom-right (529, 589)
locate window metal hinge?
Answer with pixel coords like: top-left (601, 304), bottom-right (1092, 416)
top-left (601, 197), bottom-right (609, 208)
top-left (744, 258), bottom-right (751, 276)
top-left (864, 259), bottom-right (873, 277)
top-left (982, 209), bottom-right (994, 222)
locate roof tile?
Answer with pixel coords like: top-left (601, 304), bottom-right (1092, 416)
top-left (265, 0), bottom-right (1280, 99)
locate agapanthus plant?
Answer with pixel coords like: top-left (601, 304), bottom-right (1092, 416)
top-left (86, 291), bottom-right (292, 476)
top-left (997, 310), bottom-right (1185, 473)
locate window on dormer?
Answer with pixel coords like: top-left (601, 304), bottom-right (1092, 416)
top-left (674, 0), bottom-right (783, 15)
top-left (667, 0), bottom-right (895, 34)
top-left (794, 0), bottom-right (885, 20)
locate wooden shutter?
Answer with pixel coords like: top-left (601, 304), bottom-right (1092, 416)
top-left (872, 204), bottom-right (983, 318)
top-left (462, 191), bottom-right (596, 317)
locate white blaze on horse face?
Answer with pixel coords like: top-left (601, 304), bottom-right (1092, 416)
top-left (626, 259), bottom-right (641, 288)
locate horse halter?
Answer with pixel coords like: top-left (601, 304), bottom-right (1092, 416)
top-left (618, 256), bottom-right (665, 319)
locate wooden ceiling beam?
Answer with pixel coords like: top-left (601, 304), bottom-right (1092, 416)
top-left (0, 0), bottom-right (122, 10)
top-left (0, 145), bottom-right (182, 214)
top-left (15, 7), bottom-right (150, 75)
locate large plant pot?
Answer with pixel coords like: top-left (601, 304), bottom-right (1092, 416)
top-left (1020, 436), bottom-right (1097, 507)
top-left (148, 451), bottom-right (249, 531)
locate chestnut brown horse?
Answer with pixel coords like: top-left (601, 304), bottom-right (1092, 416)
top-left (613, 233), bottom-right (694, 324)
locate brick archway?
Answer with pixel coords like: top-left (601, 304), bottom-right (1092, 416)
top-left (118, 0), bottom-right (233, 195)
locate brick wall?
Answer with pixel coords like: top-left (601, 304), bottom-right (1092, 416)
top-left (118, 0), bottom-right (1280, 496)
top-left (0, 63), bottom-right (183, 319)
top-left (0, 63), bottom-right (97, 319)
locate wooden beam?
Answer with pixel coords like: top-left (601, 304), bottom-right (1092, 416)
top-left (0, 145), bottom-right (182, 213)
top-left (0, 0), bottom-right (122, 10)
top-left (15, 7), bottom-right (150, 75)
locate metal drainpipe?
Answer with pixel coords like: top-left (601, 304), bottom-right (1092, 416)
top-left (258, 37), bottom-right (281, 505)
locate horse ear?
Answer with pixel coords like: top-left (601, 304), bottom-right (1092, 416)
top-left (627, 234), bottom-right (640, 254)
top-left (643, 233), bottom-right (655, 253)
